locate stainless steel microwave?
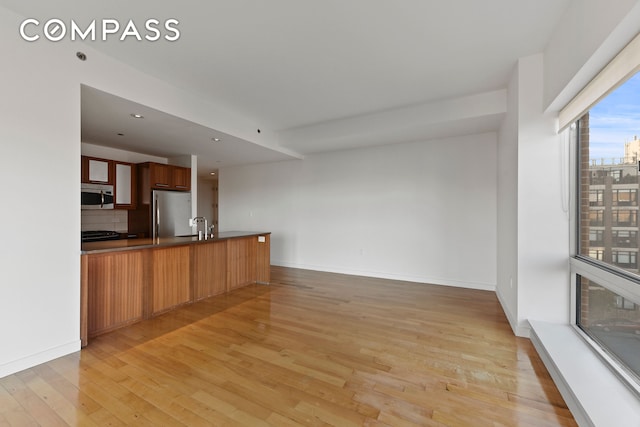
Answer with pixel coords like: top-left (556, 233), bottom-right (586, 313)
top-left (81, 183), bottom-right (114, 210)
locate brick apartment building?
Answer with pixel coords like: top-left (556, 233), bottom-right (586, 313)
top-left (579, 114), bottom-right (640, 329)
top-left (586, 137), bottom-right (640, 274)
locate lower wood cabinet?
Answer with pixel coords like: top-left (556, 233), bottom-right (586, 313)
top-left (151, 246), bottom-right (191, 315)
top-left (86, 251), bottom-right (144, 338)
top-left (81, 233), bottom-right (271, 346)
top-left (227, 237), bottom-right (258, 291)
top-left (193, 240), bottom-right (227, 300)
top-left (257, 234), bottom-right (271, 284)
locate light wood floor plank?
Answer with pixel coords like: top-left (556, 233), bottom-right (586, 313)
top-left (0, 266), bottom-right (577, 426)
top-left (0, 383), bottom-right (39, 427)
top-left (2, 373), bottom-right (70, 427)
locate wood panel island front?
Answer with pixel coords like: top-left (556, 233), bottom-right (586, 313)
top-left (80, 231), bottom-right (270, 346)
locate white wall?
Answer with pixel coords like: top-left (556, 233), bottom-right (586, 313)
top-left (220, 133), bottom-right (498, 290)
top-left (496, 62), bottom-right (519, 333)
top-left (497, 54), bottom-right (572, 337)
top-left (197, 177), bottom-right (216, 227)
top-left (0, 5), bottom-right (269, 377)
top-left (497, 1), bottom-right (640, 338)
top-left (0, 10), bottom-right (82, 377)
top-left (517, 54), bottom-right (571, 332)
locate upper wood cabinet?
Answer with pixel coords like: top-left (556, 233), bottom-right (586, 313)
top-left (172, 166), bottom-right (191, 191)
top-left (114, 162), bottom-right (136, 209)
top-left (82, 156), bottom-right (114, 184)
top-left (141, 162), bottom-right (191, 191)
top-left (148, 162), bottom-right (171, 188)
top-left (82, 156), bottom-right (136, 209)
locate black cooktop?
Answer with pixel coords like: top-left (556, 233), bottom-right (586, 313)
top-left (81, 230), bottom-right (121, 242)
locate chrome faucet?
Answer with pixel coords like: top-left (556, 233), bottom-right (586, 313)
top-left (192, 216), bottom-right (208, 240)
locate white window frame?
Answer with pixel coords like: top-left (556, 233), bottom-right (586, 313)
top-left (568, 118), bottom-right (640, 396)
top-left (569, 258), bottom-right (640, 396)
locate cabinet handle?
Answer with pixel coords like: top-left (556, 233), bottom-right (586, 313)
top-left (155, 183), bottom-right (169, 187)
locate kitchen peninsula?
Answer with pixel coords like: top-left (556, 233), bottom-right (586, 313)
top-left (80, 231), bottom-right (270, 346)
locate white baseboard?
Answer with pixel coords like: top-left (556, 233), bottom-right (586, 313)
top-left (271, 261), bottom-right (496, 291)
top-left (0, 340), bottom-right (81, 379)
top-left (495, 287), bottom-right (531, 337)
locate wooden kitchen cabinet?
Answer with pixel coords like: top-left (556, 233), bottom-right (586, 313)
top-left (172, 165), bottom-right (191, 191)
top-left (81, 156), bottom-right (135, 209)
top-left (141, 162), bottom-right (191, 191)
top-left (81, 232), bottom-right (271, 345)
top-left (227, 237), bottom-right (258, 291)
top-left (148, 162), bottom-right (171, 189)
top-left (193, 240), bottom-right (227, 300)
top-left (256, 234), bottom-right (271, 284)
top-left (114, 161), bottom-right (136, 209)
top-left (151, 246), bottom-right (191, 315)
top-left (85, 251), bottom-right (144, 338)
top-left (81, 156), bottom-right (114, 184)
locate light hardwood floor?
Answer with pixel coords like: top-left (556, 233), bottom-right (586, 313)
top-left (0, 266), bottom-right (576, 426)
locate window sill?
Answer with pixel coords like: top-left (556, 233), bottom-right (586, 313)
top-left (529, 320), bottom-right (640, 427)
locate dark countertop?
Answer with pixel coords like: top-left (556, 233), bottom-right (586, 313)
top-left (81, 231), bottom-right (270, 254)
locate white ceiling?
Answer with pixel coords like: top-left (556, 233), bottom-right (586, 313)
top-left (2, 0), bottom-right (571, 174)
top-left (80, 86), bottom-right (295, 173)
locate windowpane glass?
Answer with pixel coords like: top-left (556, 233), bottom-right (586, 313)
top-left (576, 71), bottom-right (640, 386)
top-left (578, 72), bottom-right (640, 275)
top-left (577, 275), bottom-right (640, 382)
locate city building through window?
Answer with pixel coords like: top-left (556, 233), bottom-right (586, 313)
top-left (574, 71), bottom-right (640, 389)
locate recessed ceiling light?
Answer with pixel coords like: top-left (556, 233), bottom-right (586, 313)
top-left (212, 137), bottom-right (221, 142)
top-left (210, 172), bottom-right (216, 176)
top-left (130, 113), bottom-right (144, 119)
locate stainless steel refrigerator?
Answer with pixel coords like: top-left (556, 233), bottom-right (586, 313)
top-left (152, 190), bottom-right (193, 238)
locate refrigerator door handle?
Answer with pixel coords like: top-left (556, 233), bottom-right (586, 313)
top-left (155, 196), bottom-right (160, 238)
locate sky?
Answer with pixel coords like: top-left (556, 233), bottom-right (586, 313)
top-left (588, 72), bottom-right (640, 161)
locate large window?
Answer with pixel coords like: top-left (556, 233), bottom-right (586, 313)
top-left (577, 275), bottom-right (640, 378)
top-left (574, 71), bottom-right (640, 389)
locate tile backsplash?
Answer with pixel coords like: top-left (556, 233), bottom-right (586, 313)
top-left (81, 210), bottom-right (128, 232)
